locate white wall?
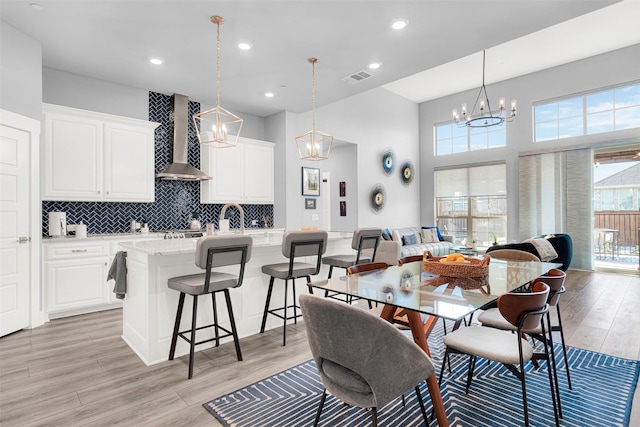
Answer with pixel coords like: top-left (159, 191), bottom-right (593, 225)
top-left (289, 87), bottom-right (421, 230)
top-left (326, 143), bottom-right (358, 232)
top-left (43, 67), bottom-right (148, 120)
top-left (419, 44), bottom-right (640, 241)
top-left (0, 21), bottom-right (42, 120)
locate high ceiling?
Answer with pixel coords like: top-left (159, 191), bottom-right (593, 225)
top-left (2, 0), bottom-right (639, 117)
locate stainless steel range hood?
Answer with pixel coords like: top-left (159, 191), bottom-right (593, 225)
top-left (156, 94), bottom-right (211, 181)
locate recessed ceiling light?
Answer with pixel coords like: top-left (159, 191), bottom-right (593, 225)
top-left (265, 92), bottom-right (274, 98)
top-left (30, 3), bottom-right (44, 11)
top-left (391, 19), bottom-right (408, 30)
top-left (238, 42), bottom-right (252, 50)
top-left (368, 62), bottom-right (381, 70)
top-left (149, 58), bottom-right (163, 65)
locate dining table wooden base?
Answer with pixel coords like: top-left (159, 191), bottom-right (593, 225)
top-left (380, 305), bottom-right (448, 427)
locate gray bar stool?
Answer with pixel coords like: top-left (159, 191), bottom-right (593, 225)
top-left (322, 227), bottom-right (381, 279)
top-left (322, 227), bottom-right (380, 305)
top-left (168, 235), bottom-right (252, 379)
top-left (260, 230), bottom-right (328, 346)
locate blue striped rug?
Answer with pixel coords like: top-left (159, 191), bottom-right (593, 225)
top-left (203, 331), bottom-right (639, 426)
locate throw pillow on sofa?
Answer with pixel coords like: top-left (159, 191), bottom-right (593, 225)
top-left (402, 233), bottom-right (418, 246)
top-left (422, 226), bottom-right (444, 241)
top-left (420, 228), bottom-right (439, 243)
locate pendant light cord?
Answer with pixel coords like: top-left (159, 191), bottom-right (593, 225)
top-left (216, 20), bottom-right (222, 108)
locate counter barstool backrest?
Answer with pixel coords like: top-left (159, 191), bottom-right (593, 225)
top-left (168, 234), bottom-right (253, 379)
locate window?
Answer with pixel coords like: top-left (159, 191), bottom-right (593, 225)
top-left (435, 121), bottom-right (505, 156)
top-left (534, 81), bottom-right (640, 142)
top-left (434, 163), bottom-right (507, 247)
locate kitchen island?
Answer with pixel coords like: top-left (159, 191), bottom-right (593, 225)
top-left (118, 231), bottom-right (352, 365)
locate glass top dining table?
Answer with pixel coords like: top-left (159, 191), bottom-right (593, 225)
top-left (308, 257), bottom-right (561, 427)
top-left (309, 258), bottom-right (562, 322)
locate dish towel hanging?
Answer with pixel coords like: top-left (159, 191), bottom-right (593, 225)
top-left (108, 251), bottom-right (127, 299)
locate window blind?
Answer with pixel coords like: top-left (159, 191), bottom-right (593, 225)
top-left (519, 148), bottom-right (593, 270)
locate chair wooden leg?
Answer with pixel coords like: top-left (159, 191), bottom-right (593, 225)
top-left (371, 407), bottom-right (378, 427)
top-left (224, 289), bottom-right (242, 362)
top-left (282, 279), bottom-right (288, 346)
top-left (313, 388), bottom-right (327, 427)
top-left (415, 385), bottom-right (429, 427)
top-left (260, 277), bottom-right (275, 334)
top-left (188, 295), bottom-right (198, 380)
top-left (169, 292), bottom-right (185, 360)
top-left (211, 293), bottom-right (220, 347)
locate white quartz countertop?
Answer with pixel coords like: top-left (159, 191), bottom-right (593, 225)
top-left (119, 231), bottom-right (352, 256)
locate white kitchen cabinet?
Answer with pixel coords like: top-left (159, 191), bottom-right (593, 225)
top-left (42, 104), bottom-right (159, 202)
top-left (44, 241), bottom-right (111, 318)
top-left (43, 234), bottom-right (165, 318)
top-left (201, 137), bottom-right (274, 204)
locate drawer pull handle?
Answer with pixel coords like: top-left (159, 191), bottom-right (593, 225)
top-left (71, 249), bottom-right (88, 253)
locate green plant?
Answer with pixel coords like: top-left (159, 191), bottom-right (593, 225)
top-left (490, 232), bottom-right (498, 245)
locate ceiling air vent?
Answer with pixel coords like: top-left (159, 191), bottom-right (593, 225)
top-left (341, 69), bottom-right (373, 85)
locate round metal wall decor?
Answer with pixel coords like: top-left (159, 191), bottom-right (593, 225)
top-left (382, 150), bottom-right (396, 175)
top-left (400, 161), bottom-right (414, 186)
top-left (370, 184), bottom-right (385, 212)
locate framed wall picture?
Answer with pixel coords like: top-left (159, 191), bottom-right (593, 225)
top-left (305, 198), bottom-right (316, 209)
top-left (339, 181), bottom-right (346, 197)
top-left (340, 201), bottom-right (347, 216)
top-left (301, 167), bottom-right (320, 196)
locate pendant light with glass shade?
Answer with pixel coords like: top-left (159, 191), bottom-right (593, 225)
top-left (193, 16), bottom-right (243, 148)
top-left (295, 58), bottom-right (333, 161)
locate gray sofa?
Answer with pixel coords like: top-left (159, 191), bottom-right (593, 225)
top-left (373, 226), bottom-right (454, 265)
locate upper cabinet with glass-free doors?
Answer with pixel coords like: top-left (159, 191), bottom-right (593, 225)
top-left (42, 104), bottom-right (159, 202)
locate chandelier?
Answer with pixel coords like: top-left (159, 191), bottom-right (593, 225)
top-left (295, 58), bottom-right (333, 161)
top-left (452, 50), bottom-right (516, 128)
top-left (193, 16), bottom-right (243, 148)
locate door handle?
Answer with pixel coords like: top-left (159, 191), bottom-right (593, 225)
top-left (17, 236), bottom-right (31, 243)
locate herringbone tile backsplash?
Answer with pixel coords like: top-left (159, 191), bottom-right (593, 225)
top-left (42, 92), bottom-right (273, 235)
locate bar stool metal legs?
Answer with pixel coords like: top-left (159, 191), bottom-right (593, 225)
top-left (169, 289), bottom-right (243, 379)
top-left (260, 277), bottom-right (305, 346)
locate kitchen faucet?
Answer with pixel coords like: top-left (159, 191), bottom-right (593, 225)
top-left (219, 203), bottom-right (245, 234)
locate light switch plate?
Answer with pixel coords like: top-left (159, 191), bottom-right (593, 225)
top-left (311, 214), bottom-right (319, 221)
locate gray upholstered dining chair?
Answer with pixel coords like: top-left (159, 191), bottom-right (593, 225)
top-left (299, 294), bottom-right (435, 427)
top-left (168, 235), bottom-right (252, 379)
top-left (260, 230), bottom-right (328, 346)
top-left (439, 282), bottom-right (559, 427)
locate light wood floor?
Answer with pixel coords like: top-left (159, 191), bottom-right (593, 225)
top-left (1, 270), bottom-right (638, 426)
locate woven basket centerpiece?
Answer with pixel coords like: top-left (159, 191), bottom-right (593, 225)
top-left (422, 251), bottom-right (490, 278)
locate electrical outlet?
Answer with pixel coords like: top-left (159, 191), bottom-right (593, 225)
top-left (251, 220), bottom-right (258, 226)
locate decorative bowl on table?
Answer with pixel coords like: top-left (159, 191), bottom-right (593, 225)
top-left (422, 251), bottom-right (490, 278)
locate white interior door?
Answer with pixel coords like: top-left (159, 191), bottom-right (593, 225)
top-left (0, 123), bottom-right (30, 336)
